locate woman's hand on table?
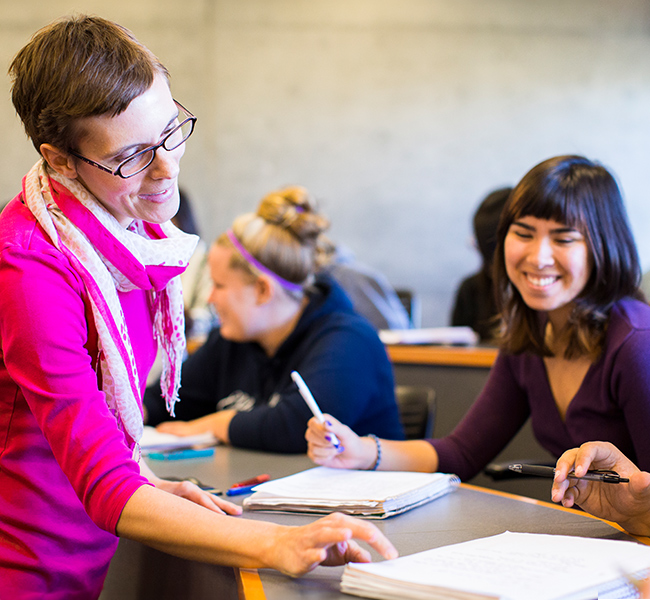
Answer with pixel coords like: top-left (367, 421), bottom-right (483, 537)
top-left (305, 414), bottom-right (377, 470)
top-left (156, 410), bottom-right (236, 443)
top-left (551, 441), bottom-right (650, 536)
top-left (140, 460), bottom-right (241, 516)
top-left (270, 512), bottom-right (398, 577)
top-left (155, 478), bottom-right (242, 516)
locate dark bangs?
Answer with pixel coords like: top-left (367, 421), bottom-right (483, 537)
top-left (504, 158), bottom-right (591, 235)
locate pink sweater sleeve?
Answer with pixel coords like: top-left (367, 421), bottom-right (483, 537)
top-left (0, 238), bottom-right (149, 534)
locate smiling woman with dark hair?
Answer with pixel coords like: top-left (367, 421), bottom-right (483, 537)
top-left (307, 155), bottom-right (650, 484)
top-left (494, 155), bottom-right (644, 359)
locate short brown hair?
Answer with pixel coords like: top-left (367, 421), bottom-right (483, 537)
top-left (9, 14), bottom-right (169, 154)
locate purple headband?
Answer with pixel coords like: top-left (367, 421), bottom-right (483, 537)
top-left (226, 229), bottom-right (303, 293)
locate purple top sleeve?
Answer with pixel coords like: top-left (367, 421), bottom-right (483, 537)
top-left (429, 298), bottom-right (650, 480)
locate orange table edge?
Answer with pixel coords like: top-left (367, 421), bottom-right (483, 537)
top-left (386, 344), bottom-right (498, 368)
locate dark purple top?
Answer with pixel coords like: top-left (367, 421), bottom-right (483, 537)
top-left (430, 298), bottom-right (650, 481)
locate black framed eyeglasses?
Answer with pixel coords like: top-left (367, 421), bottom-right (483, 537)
top-left (69, 100), bottom-right (196, 179)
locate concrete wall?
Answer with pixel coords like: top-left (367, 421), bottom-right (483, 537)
top-left (2, 0), bottom-right (650, 325)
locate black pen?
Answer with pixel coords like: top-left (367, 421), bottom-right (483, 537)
top-left (509, 463), bottom-right (629, 484)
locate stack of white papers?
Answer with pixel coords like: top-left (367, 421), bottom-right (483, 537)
top-left (242, 467), bottom-right (459, 519)
top-left (379, 327), bottom-right (479, 346)
top-left (140, 425), bottom-right (217, 454)
top-left (342, 531), bottom-right (650, 600)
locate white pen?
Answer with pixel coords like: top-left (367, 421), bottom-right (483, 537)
top-left (291, 370), bottom-right (341, 447)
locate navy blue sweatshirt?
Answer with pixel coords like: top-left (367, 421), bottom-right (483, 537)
top-left (144, 275), bottom-right (405, 453)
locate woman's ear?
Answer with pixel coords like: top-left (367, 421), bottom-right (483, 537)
top-left (39, 143), bottom-right (79, 179)
top-left (255, 275), bottom-right (275, 305)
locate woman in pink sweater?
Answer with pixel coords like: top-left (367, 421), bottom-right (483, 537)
top-left (0, 15), bottom-right (395, 599)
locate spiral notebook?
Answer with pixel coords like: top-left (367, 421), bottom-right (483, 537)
top-left (242, 467), bottom-right (459, 519)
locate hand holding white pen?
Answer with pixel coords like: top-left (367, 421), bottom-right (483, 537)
top-left (291, 371), bottom-right (341, 447)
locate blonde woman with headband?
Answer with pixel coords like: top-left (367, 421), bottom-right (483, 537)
top-left (145, 186), bottom-right (405, 452)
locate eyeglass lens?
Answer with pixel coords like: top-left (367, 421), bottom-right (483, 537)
top-left (119, 116), bottom-right (195, 178)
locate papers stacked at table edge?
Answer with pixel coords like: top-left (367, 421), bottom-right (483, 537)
top-left (341, 531), bottom-right (650, 600)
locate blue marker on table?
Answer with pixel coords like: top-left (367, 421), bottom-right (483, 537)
top-left (226, 483), bottom-right (258, 496)
top-left (148, 447), bottom-right (215, 461)
top-left (291, 370), bottom-right (340, 448)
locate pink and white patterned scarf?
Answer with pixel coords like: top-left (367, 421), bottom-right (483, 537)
top-left (22, 160), bottom-right (198, 455)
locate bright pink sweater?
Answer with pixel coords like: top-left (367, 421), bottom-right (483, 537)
top-left (0, 196), bottom-right (155, 599)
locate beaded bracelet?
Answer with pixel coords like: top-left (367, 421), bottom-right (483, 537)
top-left (368, 434), bottom-right (381, 471)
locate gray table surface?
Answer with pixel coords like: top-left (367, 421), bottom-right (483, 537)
top-left (100, 446), bottom-right (641, 600)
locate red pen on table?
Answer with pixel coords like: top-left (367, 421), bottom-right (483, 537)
top-left (230, 474), bottom-right (270, 489)
top-left (226, 474), bottom-right (271, 497)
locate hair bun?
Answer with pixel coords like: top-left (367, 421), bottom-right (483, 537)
top-left (257, 186), bottom-right (329, 244)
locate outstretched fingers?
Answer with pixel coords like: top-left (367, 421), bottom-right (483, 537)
top-left (277, 513), bottom-right (398, 576)
top-left (316, 513), bottom-right (398, 562)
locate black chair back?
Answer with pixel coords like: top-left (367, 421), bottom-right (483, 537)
top-left (395, 385), bottom-right (436, 440)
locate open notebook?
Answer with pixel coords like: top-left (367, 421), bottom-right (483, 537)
top-left (242, 467), bottom-right (459, 519)
top-left (342, 531), bottom-right (650, 600)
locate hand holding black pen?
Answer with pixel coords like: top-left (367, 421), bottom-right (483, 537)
top-left (550, 442), bottom-right (650, 538)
